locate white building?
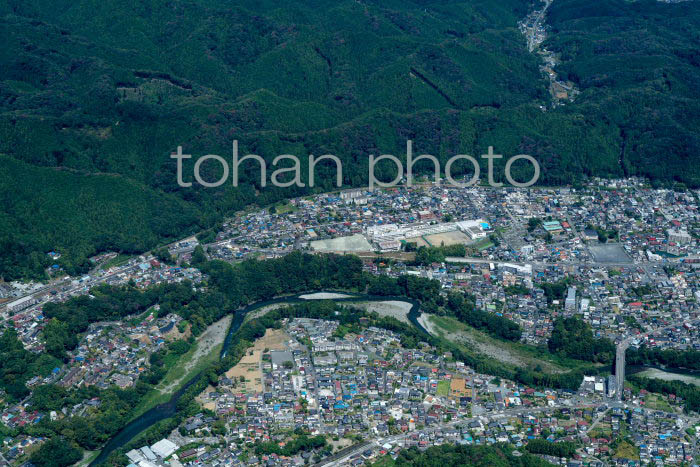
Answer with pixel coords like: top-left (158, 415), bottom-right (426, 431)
top-left (565, 287), bottom-right (576, 311)
top-left (151, 439), bottom-right (178, 459)
top-left (5, 295), bottom-right (38, 313)
top-left (455, 219), bottom-right (489, 239)
top-left (667, 228), bottom-right (692, 245)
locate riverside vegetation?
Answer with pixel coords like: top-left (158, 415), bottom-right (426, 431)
top-left (4, 251), bottom-right (700, 464)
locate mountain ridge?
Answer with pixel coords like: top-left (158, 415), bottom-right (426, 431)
top-left (1, 0), bottom-right (698, 279)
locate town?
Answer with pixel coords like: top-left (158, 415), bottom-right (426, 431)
top-left (0, 177), bottom-right (699, 466)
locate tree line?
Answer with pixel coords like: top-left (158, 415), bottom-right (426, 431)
top-left (524, 438), bottom-right (577, 458)
top-left (627, 346), bottom-right (700, 372)
top-left (370, 443), bottom-right (554, 467)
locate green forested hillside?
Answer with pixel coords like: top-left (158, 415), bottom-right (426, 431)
top-left (545, 0), bottom-right (700, 186)
top-left (0, 155), bottom-right (201, 277)
top-left (0, 0), bottom-right (698, 278)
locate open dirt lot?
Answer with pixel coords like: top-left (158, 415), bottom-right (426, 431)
top-left (406, 230), bottom-right (471, 248)
top-left (424, 230), bottom-right (471, 247)
top-left (310, 234), bottom-right (372, 252)
top-left (589, 243), bottom-right (632, 263)
top-left (225, 349), bottom-right (264, 393)
top-left (223, 329), bottom-right (290, 394)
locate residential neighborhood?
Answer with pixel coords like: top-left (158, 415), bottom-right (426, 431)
top-left (0, 178), bottom-right (699, 466)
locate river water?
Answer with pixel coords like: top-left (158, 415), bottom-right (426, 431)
top-left (90, 293), bottom-right (424, 465)
top-left (89, 292), bottom-right (700, 464)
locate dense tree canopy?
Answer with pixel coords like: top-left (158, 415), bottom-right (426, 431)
top-left (524, 439), bottom-right (577, 458)
top-left (445, 291), bottom-right (522, 341)
top-left (2, 0), bottom-right (700, 278)
top-left (0, 328), bottom-right (59, 400)
top-left (29, 437), bottom-right (82, 467)
top-left (548, 316), bottom-right (615, 363)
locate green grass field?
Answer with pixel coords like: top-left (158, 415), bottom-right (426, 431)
top-left (98, 254), bottom-right (132, 271)
top-left (470, 238), bottom-right (495, 252)
top-left (613, 440), bottom-right (640, 461)
top-left (428, 315), bottom-right (594, 375)
top-left (274, 202), bottom-right (298, 215)
top-left (436, 380), bottom-right (450, 397)
top-left (645, 394), bottom-right (674, 413)
top-left (130, 337), bottom-right (224, 420)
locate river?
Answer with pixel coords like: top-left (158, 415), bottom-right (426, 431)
top-left (90, 292), bottom-right (424, 465)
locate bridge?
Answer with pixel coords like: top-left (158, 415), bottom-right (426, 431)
top-left (615, 341), bottom-right (629, 400)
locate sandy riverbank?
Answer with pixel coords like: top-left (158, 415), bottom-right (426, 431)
top-left (353, 300), bottom-right (413, 324)
top-left (299, 292), bottom-right (353, 300)
top-left (636, 368), bottom-right (700, 387)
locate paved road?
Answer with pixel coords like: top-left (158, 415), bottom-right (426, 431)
top-left (524, 0), bottom-right (553, 52)
top-left (616, 341), bottom-right (629, 400)
top-left (445, 256), bottom-right (645, 268)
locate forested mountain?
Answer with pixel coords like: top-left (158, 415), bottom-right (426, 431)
top-left (1, 0), bottom-right (699, 279)
top-left (545, 0), bottom-right (700, 186)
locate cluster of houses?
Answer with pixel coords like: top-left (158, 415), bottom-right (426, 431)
top-left (55, 311), bottom-right (183, 389)
top-left (0, 178), bottom-right (699, 465)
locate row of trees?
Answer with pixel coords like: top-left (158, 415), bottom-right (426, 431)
top-left (524, 439), bottom-right (577, 458)
top-left (371, 443), bottom-right (554, 467)
top-left (627, 346), bottom-right (700, 372)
